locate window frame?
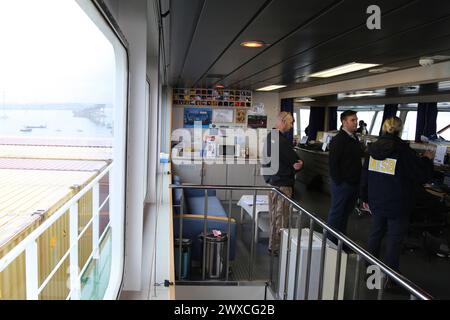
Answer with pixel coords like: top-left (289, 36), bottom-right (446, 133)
top-left (77, 0), bottom-right (129, 300)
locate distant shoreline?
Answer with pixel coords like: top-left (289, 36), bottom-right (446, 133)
top-left (0, 104), bottom-right (113, 110)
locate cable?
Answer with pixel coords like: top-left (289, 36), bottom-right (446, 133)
top-left (147, 163), bottom-right (165, 299)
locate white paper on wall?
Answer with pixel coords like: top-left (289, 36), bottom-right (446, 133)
top-left (212, 109), bottom-right (234, 123)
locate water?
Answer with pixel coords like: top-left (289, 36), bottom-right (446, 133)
top-left (0, 109), bottom-right (113, 138)
top-left (81, 229), bottom-right (112, 300)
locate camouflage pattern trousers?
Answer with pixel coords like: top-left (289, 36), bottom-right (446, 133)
top-left (268, 186), bottom-right (293, 253)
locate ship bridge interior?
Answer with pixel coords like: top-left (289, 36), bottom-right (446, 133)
top-left (1, 0), bottom-right (450, 302)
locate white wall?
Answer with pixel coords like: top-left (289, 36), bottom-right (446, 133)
top-left (145, 0), bottom-right (160, 204)
top-left (252, 91), bottom-right (280, 129)
top-left (171, 105), bottom-right (184, 130)
top-left (104, 0), bottom-right (170, 295)
top-left (107, 0), bottom-right (148, 291)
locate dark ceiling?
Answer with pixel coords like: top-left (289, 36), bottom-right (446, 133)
top-left (167, 0), bottom-right (450, 93)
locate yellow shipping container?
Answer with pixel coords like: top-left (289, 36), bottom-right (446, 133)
top-left (0, 169), bottom-right (99, 300)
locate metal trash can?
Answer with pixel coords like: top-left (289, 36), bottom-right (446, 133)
top-left (174, 238), bottom-right (192, 280)
top-left (201, 233), bottom-right (228, 279)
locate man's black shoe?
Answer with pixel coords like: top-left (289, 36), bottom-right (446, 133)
top-left (423, 231), bottom-right (450, 259)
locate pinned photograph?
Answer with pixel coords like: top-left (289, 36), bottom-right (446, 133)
top-left (212, 109), bottom-right (234, 123)
top-left (235, 108), bottom-right (247, 124)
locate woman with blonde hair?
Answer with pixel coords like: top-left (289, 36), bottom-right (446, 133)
top-left (381, 116), bottom-right (403, 135)
top-left (360, 116), bottom-right (434, 284)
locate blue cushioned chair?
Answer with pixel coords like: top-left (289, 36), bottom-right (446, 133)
top-left (172, 176), bottom-right (237, 261)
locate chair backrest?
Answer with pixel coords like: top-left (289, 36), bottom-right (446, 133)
top-left (185, 188), bottom-right (216, 197)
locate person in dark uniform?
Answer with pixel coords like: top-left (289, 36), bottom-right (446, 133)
top-left (356, 120), bottom-right (368, 135)
top-left (263, 111), bottom-right (304, 255)
top-left (360, 116), bottom-right (434, 272)
top-left (328, 110), bottom-right (364, 242)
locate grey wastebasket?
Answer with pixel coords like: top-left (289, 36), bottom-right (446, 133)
top-left (174, 238), bottom-right (192, 280)
top-left (201, 233), bottom-right (228, 279)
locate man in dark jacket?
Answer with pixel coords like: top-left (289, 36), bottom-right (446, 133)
top-left (327, 110), bottom-right (364, 242)
top-left (360, 116), bottom-right (434, 272)
top-left (263, 111), bottom-right (303, 255)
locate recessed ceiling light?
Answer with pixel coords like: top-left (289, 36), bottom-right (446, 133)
top-left (240, 40), bottom-right (266, 48)
top-left (215, 84), bottom-right (224, 89)
top-left (256, 85), bottom-right (287, 91)
top-left (309, 62), bottom-right (381, 78)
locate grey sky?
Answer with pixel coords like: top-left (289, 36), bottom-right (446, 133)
top-left (0, 0), bottom-right (115, 105)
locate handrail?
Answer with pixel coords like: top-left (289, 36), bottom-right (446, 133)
top-left (0, 164), bottom-right (112, 272)
top-left (0, 164), bottom-right (112, 299)
top-left (169, 183), bottom-right (433, 300)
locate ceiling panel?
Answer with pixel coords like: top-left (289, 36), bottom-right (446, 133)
top-left (197, 0), bottom-right (340, 85)
top-left (169, 0), bottom-right (205, 85)
top-left (246, 15), bottom-right (450, 89)
top-left (229, 0), bottom-right (450, 89)
top-left (213, 0), bottom-right (412, 87)
top-left (176, 0), bottom-right (269, 87)
top-left (167, 0), bottom-right (450, 93)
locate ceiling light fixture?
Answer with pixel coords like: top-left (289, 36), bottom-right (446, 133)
top-left (345, 91), bottom-right (380, 98)
top-left (215, 84), bottom-right (224, 89)
top-left (295, 97), bottom-right (316, 102)
top-left (309, 62), bottom-right (381, 78)
top-left (240, 40), bottom-right (265, 48)
top-left (256, 85), bottom-right (287, 91)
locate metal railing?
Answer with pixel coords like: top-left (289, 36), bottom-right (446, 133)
top-left (0, 164), bottom-right (112, 300)
top-left (170, 184), bottom-right (433, 300)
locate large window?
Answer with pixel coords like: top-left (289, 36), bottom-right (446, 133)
top-left (370, 110), bottom-right (401, 135)
top-left (371, 112), bottom-right (383, 135)
top-left (401, 111), bottom-right (417, 141)
top-left (299, 108), bottom-right (310, 138)
top-left (0, 1), bottom-right (116, 140)
top-left (337, 110), bottom-right (375, 131)
top-left (337, 106), bottom-right (383, 134)
top-left (401, 104), bottom-right (450, 141)
top-left (293, 112), bottom-right (298, 136)
top-left (437, 104), bottom-right (450, 140)
top-left (0, 0), bottom-right (127, 300)
top-left (337, 106), bottom-right (408, 136)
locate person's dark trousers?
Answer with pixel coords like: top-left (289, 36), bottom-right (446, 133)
top-left (327, 180), bottom-right (358, 245)
top-left (367, 213), bottom-right (409, 271)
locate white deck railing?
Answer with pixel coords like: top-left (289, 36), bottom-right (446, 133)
top-left (0, 164), bottom-right (112, 300)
